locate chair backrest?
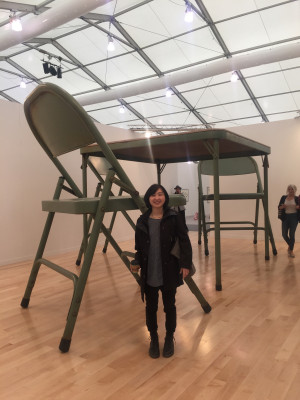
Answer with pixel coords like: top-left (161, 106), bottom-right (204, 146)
top-left (24, 83), bottom-right (98, 158)
top-left (198, 157), bottom-right (259, 176)
top-left (24, 83), bottom-right (147, 211)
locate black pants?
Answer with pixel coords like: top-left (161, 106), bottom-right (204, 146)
top-left (282, 213), bottom-right (298, 251)
top-left (145, 284), bottom-right (177, 335)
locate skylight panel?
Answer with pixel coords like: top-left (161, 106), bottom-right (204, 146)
top-left (221, 99), bottom-right (258, 119)
top-left (247, 72), bottom-right (291, 97)
top-left (87, 52), bottom-right (154, 87)
top-left (260, 93), bottom-right (297, 114)
top-left (217, 13), bottom-right (270, 53)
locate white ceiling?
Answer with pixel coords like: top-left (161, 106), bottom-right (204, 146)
top-left (0, 0), bottom-right (300, 135)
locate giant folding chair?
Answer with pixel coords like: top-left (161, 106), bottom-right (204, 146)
top-left (198, 156), bottom-right (277, 258)
top-left (21, 83), bottom-right (211, 353)
top-left (74, 156), bottom-right (138, 266)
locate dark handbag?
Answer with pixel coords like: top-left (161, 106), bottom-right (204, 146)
top-left (170, 238), bottom-right (196, 277)
top-left (278, 207), bottom-right (285, 221)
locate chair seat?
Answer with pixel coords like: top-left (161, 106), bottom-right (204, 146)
top-left (202, 193), bottom-right (264, 200)
top-left (42, 194), bottom-right (186, 214)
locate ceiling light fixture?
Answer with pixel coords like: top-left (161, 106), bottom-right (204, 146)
top-left (49, 65), bottom-right (57, 76)
top-left (9, 12), bottom-right (22, 32)
top-left (20, 79), bottom-right (26, 89)
top-left (230, 71), bottom-right (239, 82)
top-left (184, 3), bottom-right (194, 23)
top-left (57, 66), bottom-right (62, 79)
top-left (107, 35), bottom-right (115, 52)
top-left (42, 56), bottom-right (63, 78)
top-left (165, 88), bottom-right (173, 97)
top-left (57, 56), bottom-right (62, 78)
top-left (43, 61), bottom-right (50, 74)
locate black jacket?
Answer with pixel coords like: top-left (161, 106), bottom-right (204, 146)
top-left (278, 195), bottom-right (300, 221)
top-left (135, 207), bottom-right (192, 300)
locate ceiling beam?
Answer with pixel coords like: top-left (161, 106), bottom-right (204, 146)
top-left (171, 87), bottom-right (209, 127)
top-left (118, 99), bottom-right (164, 135)
top-left (0, 0), bottom-right (113, 52)
top-left (76, 41), bottom-right (300, 106)
top-left (6, 59), bottom-right (41, 83)
top-left (112, 19), bottom-right (163, 76)
top-left (0, 1), bottom-right (49, 13)
top-left (194, 0), bottom-right (269, 122)
top-left (236, 70), bottom-right (268, 122)
top-left (0, 90), bottom-right (19, 101)
top-left (53, 41), bottom-right (109, 90)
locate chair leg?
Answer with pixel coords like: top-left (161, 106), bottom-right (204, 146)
top-left (21, 177), bottom-right (64, 308)
top-left (59, 171), bottom-right (114, 352)
top-left (76, 183), bottom-right (102, 266)
top-left (20, 259), bottom-right (43, 308)
top-left (75, 213), bottom-right (93, 266)
top-left (59, 215), bottom-right (105, 352)
top-left (261, 197), bottom-right (277, 256)
top-left (267, 212), bottom-right (277, 255)
top-left (184, 276), bottom-right (211, 314)
top-left (253, 184), bottom-right (259, 244)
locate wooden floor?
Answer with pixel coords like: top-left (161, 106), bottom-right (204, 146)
top-left (1, 233), bottom-right (300, 400)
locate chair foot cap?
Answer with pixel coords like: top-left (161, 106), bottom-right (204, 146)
top-left (202, 303), bottom-right (212, 313)
top-left (59, 338), bottom-right (71, 353)
top-left (20, 298), bottom-right (29, 308)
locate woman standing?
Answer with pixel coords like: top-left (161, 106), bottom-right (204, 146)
top-left (278, 184), bottom-right (300, 257)
top-left (131, 184), bottom-right (192, 358)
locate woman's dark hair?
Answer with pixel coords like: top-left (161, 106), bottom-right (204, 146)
top-left (144, 184), bottom-right (169, 210)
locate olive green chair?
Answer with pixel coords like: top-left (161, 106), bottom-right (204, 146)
top-left (21, 83), bottom-right (211, 353)
top-left (198, 157), bottom-right (277, 258)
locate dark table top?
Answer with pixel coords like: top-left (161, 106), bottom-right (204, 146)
top-left (81, 129), bottom-right (270, 164)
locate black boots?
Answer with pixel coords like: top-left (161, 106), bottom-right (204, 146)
top-left (149, 332), bottom-right (175, 358)
top-left (163, 333), bottom-right (174, 358)
top-left (149, 332), bottom-right (160, 359)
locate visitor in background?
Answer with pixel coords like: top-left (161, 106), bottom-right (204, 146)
top-left (278, 184), bottom-right (300, 258)
top-left (172, 185), bottom-right (188, 231)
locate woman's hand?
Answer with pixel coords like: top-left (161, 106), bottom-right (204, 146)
top-left (130, 261), bottom-right (140, 273)
top-left (180, 268), bottom-right (190, 279)
top-left (279, 204), bottom-right (286, 209)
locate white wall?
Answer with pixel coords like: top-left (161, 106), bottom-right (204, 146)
top-left (1, 96), bottom-right (299, 266)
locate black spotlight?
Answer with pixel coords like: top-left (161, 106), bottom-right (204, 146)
top-left (43, 62), bottom-right (50, 74)
top-left (49, 65), bottom-right (57, 76)
top-left (57, 66), bottom-right (62, 79)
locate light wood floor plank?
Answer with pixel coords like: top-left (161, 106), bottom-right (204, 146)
top-left (1, 233), bottom-right (300, 399)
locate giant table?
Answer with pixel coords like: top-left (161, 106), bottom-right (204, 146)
top-left (81, 129), bottom-right (271, 290)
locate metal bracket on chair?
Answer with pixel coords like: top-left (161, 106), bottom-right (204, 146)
top-left (62, 185), bottom-right (76, 196)
top-left (110, 176), bottom-right (139, 197)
